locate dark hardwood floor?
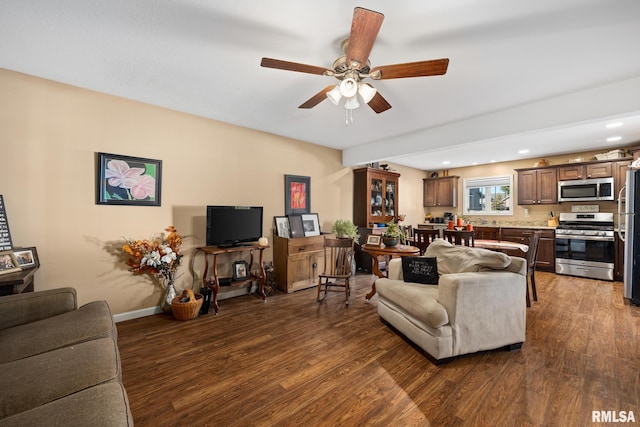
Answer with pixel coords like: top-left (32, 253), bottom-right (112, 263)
top-left (116, 272), bottom-right (640, 426)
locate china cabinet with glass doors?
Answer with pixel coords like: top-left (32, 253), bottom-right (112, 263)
top-left (353, 167), bottom-right (400, 227)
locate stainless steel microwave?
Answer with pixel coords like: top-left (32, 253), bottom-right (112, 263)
top-left (557, 177), bottom-right (614, 202)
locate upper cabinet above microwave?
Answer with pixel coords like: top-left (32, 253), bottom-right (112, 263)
top-left (557, 162), bottom-right (612, 180)
top-left (515, 158), bottom-right (632, 205)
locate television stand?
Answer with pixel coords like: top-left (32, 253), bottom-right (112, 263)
top-left (215, 242), bottom-right (256, 249)
top-left (196, 243), bottom-right (268, 314)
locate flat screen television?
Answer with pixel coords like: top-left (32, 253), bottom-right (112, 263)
top-left (206, 206), bottom-right (263, 247)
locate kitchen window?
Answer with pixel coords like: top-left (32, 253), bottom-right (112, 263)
top-left (463, 175), bottom-right (513, 215)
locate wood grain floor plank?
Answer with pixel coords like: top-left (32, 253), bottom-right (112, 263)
top-left (116, 271), bottom-right (640, 426)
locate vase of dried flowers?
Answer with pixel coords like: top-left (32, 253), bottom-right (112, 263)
top-left (123, 226), bottom-right (184, 313)
top-left (160, 279), bottom-right (177, 313)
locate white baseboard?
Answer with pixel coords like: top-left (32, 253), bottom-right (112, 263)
top-left (113, 306), bottom-right (162, 323)
top-left (113, 284), bottom-right (260, 323)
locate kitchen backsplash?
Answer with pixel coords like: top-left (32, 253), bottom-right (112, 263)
top-left (424, 200), bottom-right (621, 228)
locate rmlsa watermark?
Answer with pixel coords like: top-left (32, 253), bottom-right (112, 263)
top-left (592, 410), bottom-right (636, 423)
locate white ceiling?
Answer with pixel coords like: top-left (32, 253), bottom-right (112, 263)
top-left (2, 0), bottom-right (640, 171)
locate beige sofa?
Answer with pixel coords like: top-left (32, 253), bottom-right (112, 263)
top-left (375, 239), bottom-right (527, 364)
top-left (0, 288), bottom-right (133, 426)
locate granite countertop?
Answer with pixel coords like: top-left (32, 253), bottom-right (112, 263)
top-left (487, 223), bottom-right (557, 230)
top-left (421, 222), bottom-right (556, 230)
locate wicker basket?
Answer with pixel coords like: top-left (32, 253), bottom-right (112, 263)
top-left (171, 293), bottom-right (203, 321)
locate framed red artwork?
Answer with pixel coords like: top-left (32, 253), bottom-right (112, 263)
top-left (284, 175), bottom-right (310, 215)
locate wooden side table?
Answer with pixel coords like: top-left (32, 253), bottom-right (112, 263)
top-left (196, 244), bottom-right (268, 314)
top-left (0, 268), bottom-right (37, 296)
top-left (361, 244), bottom-right (420, 301)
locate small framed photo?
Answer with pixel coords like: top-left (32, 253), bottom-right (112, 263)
top-left (301, 213), bottom-right (320, 237)
top-left (288, 214), bottom-right (305, 238)
top-left (0, 250), bottom-right (21, 276)
top-left (366, 234), bottom-right (382, 246)
top-left (274, 216), bottom-right (291, 238)
top-left (232, 261), bottom-right (249, 281)
top-left (13, 247), bottom-right (39, 269)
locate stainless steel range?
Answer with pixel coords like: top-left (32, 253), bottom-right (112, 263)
top-left (555, 212), bottom-right (615, 281)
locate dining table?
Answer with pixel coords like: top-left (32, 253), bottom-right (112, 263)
top-left (361, 243), bottom-right (420, 301)
top-left (473, 239), bottom-right (528, 257)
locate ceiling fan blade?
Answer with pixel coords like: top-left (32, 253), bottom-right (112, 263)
top-left (261, 58), bottom-right (332, 76)
top-left (346, 7), bottom-right (384, 69)
top-left (370, 58), bottom-right (449, 79)
top-left (368, 91), bottom-right (392, 114)
top-left (299, 86), bottom-right (335, 109)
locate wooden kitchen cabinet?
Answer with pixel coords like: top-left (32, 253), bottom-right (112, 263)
top-left (516, 168), bottom-right (558, 205)
top-left (501, 227), bottom-right (555, 271)
top-left (615, 160), bottom-right (632, 201)
top-left (423, 176), bottom-right (459, 207)
top-left (273, 234), bottom-right (327, 293)
top-left (353, 167), bottom-right (400, 227)
top-left (557, 162), bottom-right (612, 180)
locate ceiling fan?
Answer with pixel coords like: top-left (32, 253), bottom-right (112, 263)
top-left (260, 7), bottom-right (449, 122)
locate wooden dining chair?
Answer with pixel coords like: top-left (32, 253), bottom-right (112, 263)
top-left (413, 228), bottom-right (440, 255)
top-left (317, 237), bottom-right (355, 305)
top-left (474, 226), bottom-right (501, 240)
top-left (525, 231), bottom-right (541, 307)
top-left (401, 224), bottom-right (413, 240)
top-left (443, 229), bottom-right (475, 247)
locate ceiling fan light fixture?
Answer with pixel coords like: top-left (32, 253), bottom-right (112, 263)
top-left (339, 77), bottom-right (358, 98)
top-left (358, 83), bottom-right (377, 104)
top-left (344, 95), bottom-right (360, 110)
top-left (326, 85), bottom-right (342, 105)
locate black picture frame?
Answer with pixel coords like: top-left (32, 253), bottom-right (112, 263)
top-left (288, 214), bottom-right (305, 238)
top-left (232, 261), bottom-right (249, 281)
top-left (301, 213), bottom-right (320, 237)
top-left (12, 246), bottom-right (39, 269)
top-left (96, 152), bottom-right (162, 206)
top-left (284, 175), bottom-right (310, 215)
top-left (274, 216), bottom-right (291, 238)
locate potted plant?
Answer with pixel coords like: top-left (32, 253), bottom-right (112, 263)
top-left (330, 219), bottom-right (360, 241)
top-left (382, 221), bottom-right (403, 247)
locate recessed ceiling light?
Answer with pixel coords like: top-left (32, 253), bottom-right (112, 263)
top-left (472, 162), bottom-right (478, 165)
top-left (607, 136), bottom-right (622, 142)
top-left (443, 160), bottom-right (450, 165)
top-left (490, 160), bottom-right (496, 163)
top-left (518, 149), bottom-right (529, 154)
top-left (606, 122), bottom-right (623, 129)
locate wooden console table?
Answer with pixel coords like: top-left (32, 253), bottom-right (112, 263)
top-left (362, 244), bottom-right (420, 301)
top-left (197, 244), bottom-right (268, 314)
top-left (0, 267), bottom-right (37, 296)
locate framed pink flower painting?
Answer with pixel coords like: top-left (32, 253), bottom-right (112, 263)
top-left (96, 152), bottom-right (162, 206)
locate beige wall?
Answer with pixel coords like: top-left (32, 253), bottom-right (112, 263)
top-left (0, 68), bottom-right (427, 314)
